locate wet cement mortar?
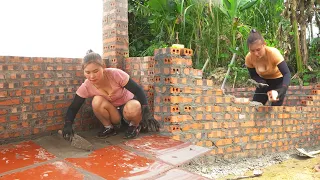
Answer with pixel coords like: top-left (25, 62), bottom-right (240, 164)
top-left (182, 145), bottom-right (320, 179)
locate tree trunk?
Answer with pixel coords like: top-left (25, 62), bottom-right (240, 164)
top-left (291, 0), bottom-right (304, 73)
top-left (310, 22), bottom-right (313, 40)
top-left (300, 25), bottom-right (308, 65)
top-left (298, 0), bottom-right (308, 65)
top-left (315, 1), bottom-right (320, 34)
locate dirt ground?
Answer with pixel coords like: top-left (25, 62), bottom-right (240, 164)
top-left (182, 146), bottom-right (320, 180)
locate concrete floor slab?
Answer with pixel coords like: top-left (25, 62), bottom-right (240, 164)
top-left (32, 131), bottom-right (105, 159)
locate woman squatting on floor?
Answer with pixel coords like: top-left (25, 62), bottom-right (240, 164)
top-left (62, 50), bottom-right (160, 141)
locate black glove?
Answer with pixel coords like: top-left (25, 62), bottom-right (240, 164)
top-left (275, 85), bottom-right (288, 100)
top-left (248, 79), bottom-right (269, 88)
top-left (62, 121), bottom-right (74, 141)
top-left (140, 105), bottom-right (160, 132)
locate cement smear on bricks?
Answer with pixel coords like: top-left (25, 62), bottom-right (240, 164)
top-left (182, 146), bottom-right (320, 179)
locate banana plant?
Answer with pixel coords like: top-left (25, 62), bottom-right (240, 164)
top-left (219, 0), bottom-right (259, 48)
top-left (173, 0), bottom-right (194, 37)
top-left (137, 0), bottom-right (180, 44)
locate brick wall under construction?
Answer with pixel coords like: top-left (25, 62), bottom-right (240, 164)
top-left (136, 47), bottom-right (320, 159)
top-left (0, 49), bottom-right (319, 159)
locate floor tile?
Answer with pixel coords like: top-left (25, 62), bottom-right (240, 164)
top-left (123, 135), bottom-right (210, 166)
top-left (0, 161), bottom-right (83, 179)
top-left (157, 145), bottom-right (211, 166)
top-left (154, 168), bottom-right (209, 180)
top-left (123, 135), bottom-right (190, 156)
top-left (65, 145), bottom-right (173, 180)
top-left (0, 141), bottom-right (56, 174)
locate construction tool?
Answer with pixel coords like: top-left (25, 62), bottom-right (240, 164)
top-left (228, 169), bottom-right (263, 180)
top-left (248, 79), bottom-right (269, 88)
top-left (58, 130), bottom-right (94, 151)
top-left (296, 147), bottom-right (320, 158)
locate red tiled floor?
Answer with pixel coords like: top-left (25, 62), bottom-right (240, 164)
top-left (65, 145), bottom-right (172, 180)
top-left (123, 135), bottom-right (190, 155)
top-left (0, 161), bottom-right (84, 179)
top-left (0, 141), bottom-right (56, 174)
top-left (155, 168), bottom-right (209, 180)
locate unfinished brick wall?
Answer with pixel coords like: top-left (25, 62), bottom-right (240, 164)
top-left (0, 56), bottom-right (97, 142)
top-left (225, 86), bottom-right (316, 106)
top-left (148, 48), bottom-right (320, 159)
top-left (1, 50), bottom-right (319, 159)
top-left (103, 0), bottom-right (129, 69)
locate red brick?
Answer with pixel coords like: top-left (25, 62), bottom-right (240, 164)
top-left (215, 138), bottom-right (232, 146)
top-left (0, 109), bottom-right (7, 115)
top-left (46, 124), bottom-right (63, 131)
top-left (22, 97), bottom-right (31, 103)
top-left (251, 135), bottom-right (265, 141)
top-left (234, 136), bottom-right (249, 143)
top-left (10, 123), bottom-right (18, 129)
top-left (233, 98), bottom-right (250, 104)
top-left (0, 99), bottom-right (20, 105)
top-left (241, 121), bottom-right (255, 127)
top-left (245, 143), bottom-right (257, 150)
top-left (208, 131), bottom-right (225, 138)
top-left (180, 48), bottom-right (193, 56)
top-left (278, 113), bottom-right (290, 119)
top-left (245, 128), bottom-right (259, 134)
top-left (22, 122), bottom-right (29, 127)
top-left (311, 90), bottom-right (320, 95)
top-left (0, 116), bottom-right (6, 123)
top-left (9, 115), bottom-right (19, 121)
top-left (0, 91), bottom-right (7, 97)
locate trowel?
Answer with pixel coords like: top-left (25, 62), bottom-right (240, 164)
top-left (296, 147), bottom-right (320, 158)
top-left (58, 130), bottom-right (94, 151)
top-left (228, 169), bottom-right (263, 180)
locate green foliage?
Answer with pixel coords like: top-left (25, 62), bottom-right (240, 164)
top-left (309, 37), bottom-right (320, 69)
top-left (128, 0), bottom-right (318, 87)
top-left (128, 0), bottom-right (156, 57)
top-left (300, 37), bottom-right (320, 85)
top-left (229, 65), bottom-right (250, 87)
top-left (290, 36), bottom-right (319, 86)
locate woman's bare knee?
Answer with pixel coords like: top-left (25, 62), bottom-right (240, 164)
top-left (92, 96), bottom-right (104, 110)
top-left (123, 100), bottom-right (141, 120)
top-left (92, 96), bottom-right (121, 124)
top-left (92, 96), bottom-right (113, 112)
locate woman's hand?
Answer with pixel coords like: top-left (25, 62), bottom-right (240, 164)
top-left (275, 86), bottom-right (288, 100)
top-left (140, 105), bottom-right (160, 132)
top-left (62, 121), bottom-right (74, 141)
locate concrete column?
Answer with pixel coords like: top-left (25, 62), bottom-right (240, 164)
top-left (102, 0), bottom-right (128, 69)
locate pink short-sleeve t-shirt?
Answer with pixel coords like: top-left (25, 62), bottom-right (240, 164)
top-left (76, 68), bottom-right (134, 107)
